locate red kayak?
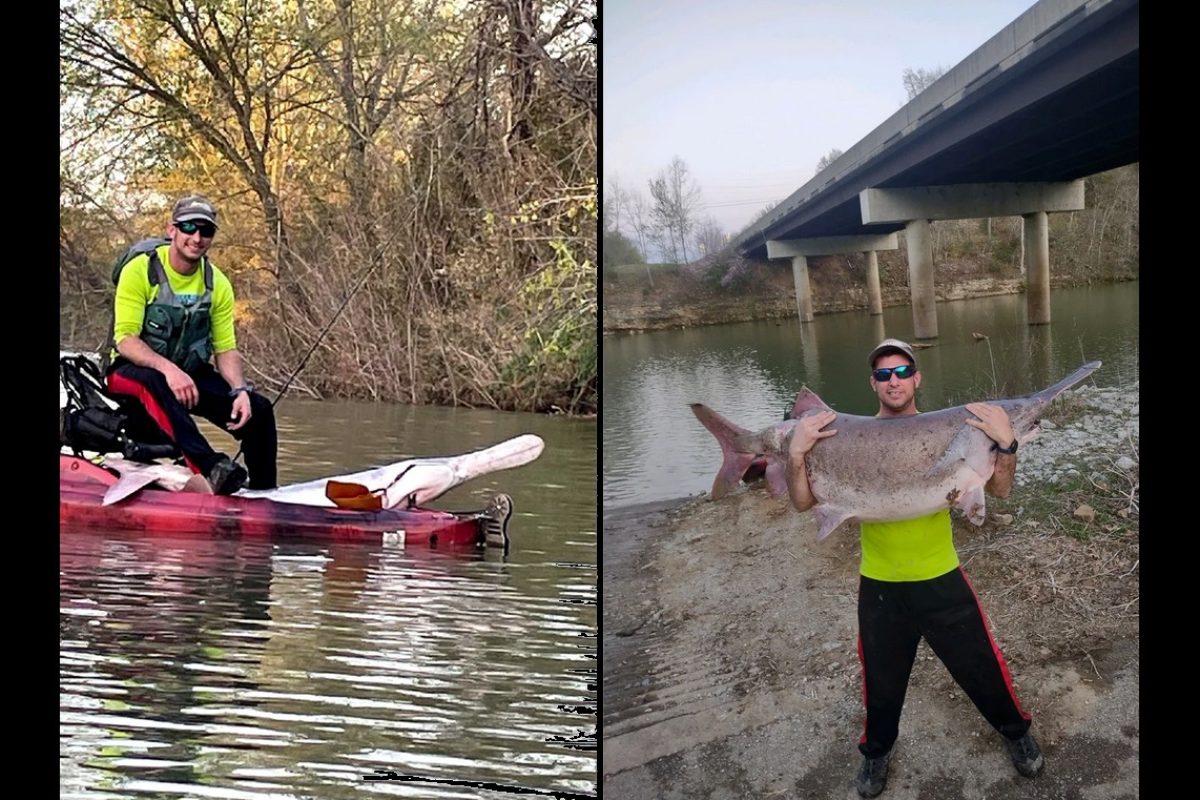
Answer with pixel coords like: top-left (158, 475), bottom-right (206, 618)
top-left (60, 455), bottom-right (511, 549)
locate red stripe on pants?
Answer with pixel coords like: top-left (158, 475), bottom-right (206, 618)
top-left (106, 371), bottom-right (201, 474)
top-left (958, 568), bottom-right (1031, 721)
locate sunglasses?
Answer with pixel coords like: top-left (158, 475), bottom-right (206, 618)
top-left (175, 220), bottom-right (216, 238)
top-left (872, 364), bottom-right (916, 381)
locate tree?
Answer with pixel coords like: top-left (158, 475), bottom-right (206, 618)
top-left (628, 191), bottom-right (652, 261)
top-left (602, 229), bottom-right (644, 270)
top-left (61, 0), bottom-right (309, 282)
top-left (648, 156), bottom-right (700, 264)
top-left (815, 148), bottom-right (844, 174)
top-left (694, 216), bottom-right (725, 258)
top-left (605, 176), bottom-right (629, 233)
top-left (60, 0), bottom-right (600, 414)
top-left (902, 66), bottom-right (947, 101)
top-left (294, 0), bottom-right (453, 219)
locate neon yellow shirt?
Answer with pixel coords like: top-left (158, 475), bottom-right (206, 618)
top-left (859, 509), bottom-right (959, 582)
top-left (112, 245), bottom-right (237, 359)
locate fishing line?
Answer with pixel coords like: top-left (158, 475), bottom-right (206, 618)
top-left (232, 223), bottom-right (410, 464)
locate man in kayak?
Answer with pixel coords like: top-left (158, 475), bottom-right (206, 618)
top-left (106, 195), bottom-right (277, 495)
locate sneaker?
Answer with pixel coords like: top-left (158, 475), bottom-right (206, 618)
top-left (208, 457), bottom-right (248, 496)
top-left (1005, 732), bottom-right (1044, 778)
top-left (856, 749), bottom-right (892, 798)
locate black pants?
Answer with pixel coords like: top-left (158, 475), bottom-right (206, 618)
top-left (107, 360), bottom-right (277, 489)
top-left (857, 568), bottom-right (1031, 758)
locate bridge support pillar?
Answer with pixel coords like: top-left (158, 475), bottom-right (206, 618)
top-left (791, 255), bottom-right (814, 323)
top-left (1024, 210), bottom-right (1051, 324)
top-left (905, 219), bottom-right (937, 339)
top-left (766, 235), bottom-right (898, 322)
top-left (865, 250), bottom-right (883, 315)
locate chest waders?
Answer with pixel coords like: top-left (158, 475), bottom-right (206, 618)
top-left (140, 252), bottom-right (215, 374)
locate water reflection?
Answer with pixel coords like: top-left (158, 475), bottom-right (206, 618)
top-left (798, 320), bottom-right (821, 386)
top-left (1024, 324), bottom-right (1055, 395)
top-left (870, 314), bottom-right (886, 349)
top-left (62, 405), bottom-right (596, 797)
top-left (61, 531), bottom-right (595, 798)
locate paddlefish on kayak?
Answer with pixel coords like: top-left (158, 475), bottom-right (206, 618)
top-left (97, 434), bottom-right (545, 508)
top-left (240, 433), bottom-right (545, 508)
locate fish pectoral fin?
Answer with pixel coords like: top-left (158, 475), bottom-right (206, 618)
top-left (812, 504), bottom-right (853, 542)
top-left (102, 472), bottom-right (159, 506)
top-left (764, 459), bottom-right (789, 497)
top-left (955, 485), bottom-right (987, 526)
top-left (963, 443), bottom-right (994, 481)
top-left (926, 431), bottom-right (994, 481)
top-left (925, 436), bottom-right (969, 479)
top-left (182, 475), bottom-right (214, 495)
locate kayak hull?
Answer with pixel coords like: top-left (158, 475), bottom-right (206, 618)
top-left (60, 455), bottom-right (510, 549)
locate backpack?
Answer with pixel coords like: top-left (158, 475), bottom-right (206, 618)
top-left (100, 238), bottom-right (171, 369)
top-left (112, 238), bottom-right (171, 287)
top-left (59, 354), bottom-right (180, 462)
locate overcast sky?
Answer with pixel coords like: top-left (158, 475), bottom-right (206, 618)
top-left (603, 0), bottom-right (1038, 239)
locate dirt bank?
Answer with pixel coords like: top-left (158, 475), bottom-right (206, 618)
top-left (603, 389), bottom-right (1139, 799)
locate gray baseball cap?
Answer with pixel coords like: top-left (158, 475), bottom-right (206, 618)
top-left (868, 338), bottom-right (917, 367)
top-left (171, 195), bottom-right (219, 227)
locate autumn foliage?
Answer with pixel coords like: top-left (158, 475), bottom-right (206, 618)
top-left (61, 0), bottom-right (597, 414)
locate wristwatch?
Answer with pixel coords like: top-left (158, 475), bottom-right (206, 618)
top-left (228, 384), bottom-right (253, 397)
top-left (992, 439), bottom-right (1018, 454)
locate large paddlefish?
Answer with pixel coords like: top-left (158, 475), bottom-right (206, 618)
top-left (691, 362), bottom-right (1101, 541)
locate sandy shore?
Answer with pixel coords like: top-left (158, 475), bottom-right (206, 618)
top-left (602, 386), bottom-right (1139, 799)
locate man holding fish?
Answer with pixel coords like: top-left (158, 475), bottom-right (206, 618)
top-left (692, 339), bottom-right (1099, 795)
top-left (785, 339), bottom-right (1044, 797)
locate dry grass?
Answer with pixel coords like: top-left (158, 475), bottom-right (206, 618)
top-left (954, 448), bottom-right (1139, 667)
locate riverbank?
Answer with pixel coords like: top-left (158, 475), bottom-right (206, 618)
top-left (605, 265), bottom-right (1139, 335)
top-left (604, 267), bottom-right (1031, 334)
top-left (603, 383), bottom-right (1138, 798)
top-left (605, 192), bottom-right (1139, 336)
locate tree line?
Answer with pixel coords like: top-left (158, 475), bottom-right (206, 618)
top-left (60, 0), bottom-right (597, 415)
top-left (603, 156), bottom-right (729, 273)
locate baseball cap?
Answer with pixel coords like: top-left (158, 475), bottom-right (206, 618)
top-left (868, 338), bottom-right (917, 367)
top-left (171, 195), bottom-right (219, 228)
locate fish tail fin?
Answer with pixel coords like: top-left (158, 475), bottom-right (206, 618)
top-left (690, 403), bottom-right (758, 499)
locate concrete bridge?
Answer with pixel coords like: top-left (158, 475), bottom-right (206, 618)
top-left (732, 0), bottom-right (1138, 338)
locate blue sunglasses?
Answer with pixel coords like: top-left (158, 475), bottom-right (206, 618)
top-left (872, 364), bottom-right (916, 381)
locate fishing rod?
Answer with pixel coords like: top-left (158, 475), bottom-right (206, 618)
top-left (269, 249), bottom-right (385, 409)
top-left (232, 225), bottom-right (408, 463)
